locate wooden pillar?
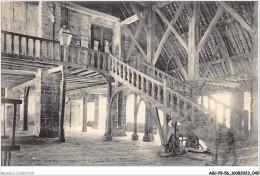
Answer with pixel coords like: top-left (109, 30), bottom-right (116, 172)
top-left (147, 7), bottom-right (155, 64)
top-left (93, 94), bottom-right (99, 129)
top-left (243, 110), bottom-right (249, 139)
top-left (22, 86), bottom-right (30, 131)
top-left (230, 90), bottom-right (244, 131)
top-left (58, 67), bottom-right (67, 142)
top-left (132, 93), bottom-right (139, 140)
top-left (82, 96), bottom-right (88, 132)
top-left (69, 101), bottom-right (72, 127)
top-left (249, 1), bottom-right (258, 146)
top-left (12, 104), bottom-right (17, 146)
top-left (187, 2), bottom-right (200, 81)
top-left (143, 103), bottom-right (154, 142)
top-left (104, 76), bottom-right (112, 141)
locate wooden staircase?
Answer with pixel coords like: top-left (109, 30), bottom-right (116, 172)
top-left (1, 31), bottom-right (251, 164)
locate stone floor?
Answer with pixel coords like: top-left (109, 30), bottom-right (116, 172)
top-left (2, 126), bottom-right (211, 166)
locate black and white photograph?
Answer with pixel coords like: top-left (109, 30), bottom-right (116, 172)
top-left (0, 0), bottom-right (258, 175)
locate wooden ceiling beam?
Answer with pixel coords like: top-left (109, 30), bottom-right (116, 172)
top-left (1, 69), bottom-right (37, 76)
top-left (152, 2), bottom-right (185, 66)
top-left (218, 1), bottom-right (254, 34)
top-left (48, 66), bottom-right (63, 74)
top-left (67, 83), bottom-right (108, 93)
top-left (196, 78), bottom-right (239, 88)
top-left (69, 68), bottom-right (87, 75)
top-left (12, 79), bottom-right (36, 91)
top-left (67, 74), bottom-right (104, 82)
top-left (120, 14), bottom-right (139, 26)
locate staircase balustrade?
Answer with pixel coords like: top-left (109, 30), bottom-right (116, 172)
top-left (2, 30), bottom-right (240, 151)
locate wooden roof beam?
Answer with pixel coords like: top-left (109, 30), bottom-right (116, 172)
top-left (125, 18), bottom-right (144, 61)
top-left (155, 7), bottom-right (188, 53)
top-left (152, 2), bottom-right (185, 66)
top-left (202, 43), bottom-right (221, 77)
top-left (124, 25), bottom-right (147, 59)
top-left (197, 78), bottom-right (239, 88)
top-left (120, 14), bottom-right (139, 26)
top-left (197, 6), bottom-right (224, 53)
top-left (128, 3), bottom-right (149, 34)
top-left (218, 1), bottom-right (254, 34)
top-left (168, 52), bottom-right (253, 73)
top-left (152, 2), bottom-right (174, 9)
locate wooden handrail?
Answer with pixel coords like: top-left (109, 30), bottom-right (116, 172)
top-left (1, 30), bottom-right (59, 43)
top-left (142, 62), bottom-right (192, 94)
top-left (167, 88), bottom-right (213, 115)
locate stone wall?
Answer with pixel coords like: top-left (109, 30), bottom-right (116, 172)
top-left (1, 2), bottom-right (38, 35)
top-left (4, 88), bottom-right (21, 127)
top-left (35, 69), bottom-right (60, 138)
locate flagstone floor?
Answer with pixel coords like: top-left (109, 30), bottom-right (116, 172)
top-left (3, 126), bottom-right (209, 166)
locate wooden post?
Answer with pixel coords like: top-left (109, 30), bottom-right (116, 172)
top-left (132, 93), bottom-right (139, 140)
top-left (93, 94), bottom-right (99, 129)
top-left (147, 7), bottom-right (155, 64)
top-left (69, 101), bottom-right (72, 127)
top-left (23, 86), bottom-right (30, 131)
top-left (143, 103), bottom-right (154, 142)
top-left (82, 96), bottom-right (88, 132)
top-left (58, 67), bottom-right (67, 142)
top-left (12, 104), bottom-right (17, 146)
top-left (104, 76), bottom-right (112, 141)
top-left (187, 2), bottom-right (200, 81)
top-left (3, 102), bottom-right (6, 137)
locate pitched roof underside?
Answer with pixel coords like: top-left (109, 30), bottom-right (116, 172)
top-left (115, 1), bottom-right (255, 92)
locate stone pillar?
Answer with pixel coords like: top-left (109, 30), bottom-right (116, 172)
top-left (104, 77), bottom-right (112, 141)
top-left (132, 93), bottom-right (139, 140)
top-left (23, 86), bottom-right (30, 131)
top-left (93, 95), bottom-right (99, 129)
top-left (82, 96), bottom-right (88, 132)
top-left (35, 69), bottom-right (60, 138)
top-left (143, 103), bottom-right (154, 142)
